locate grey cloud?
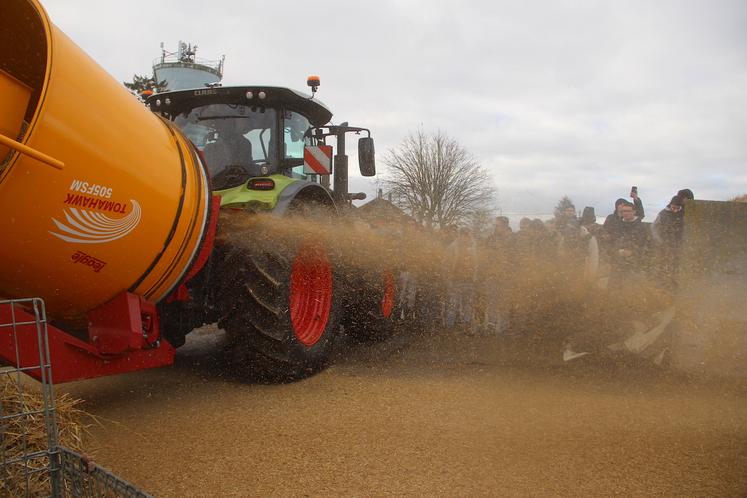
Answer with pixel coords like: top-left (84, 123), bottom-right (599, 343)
top-left (43, 0), bottom-right (747, 213)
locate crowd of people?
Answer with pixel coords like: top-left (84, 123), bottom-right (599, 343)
top-left (394, 187), bottom-right (696, 336)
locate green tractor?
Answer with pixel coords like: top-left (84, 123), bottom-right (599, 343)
top-left (147, 80), bottom-right (395, 379)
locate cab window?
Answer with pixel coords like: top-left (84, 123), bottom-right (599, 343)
top-left (283, 111), bottom-right (312, 177)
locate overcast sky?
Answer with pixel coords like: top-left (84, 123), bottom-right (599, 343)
top-left (44, 0), bottom-right (747, 218)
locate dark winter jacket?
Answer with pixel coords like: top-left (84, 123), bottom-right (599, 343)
top-left (608, 217), bottom-right (652, 272)
top-left (602, 196), bottom-right (645, 242)
top-left (633, 197), bottom-right (645, 220)
top-left (601, 198), bottom-right (627, 241)
top-left (602, 212), bottom-right (621, 234)
top-left (653, 208), bottom-right (684, 246)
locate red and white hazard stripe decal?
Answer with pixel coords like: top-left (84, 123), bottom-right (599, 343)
top-left (303, 145), bottom-right (333, 175)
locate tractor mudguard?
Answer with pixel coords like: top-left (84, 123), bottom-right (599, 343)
top-left (273, 180), bottom-right (336, 216)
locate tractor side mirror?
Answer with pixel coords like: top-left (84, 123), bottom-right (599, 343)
top-left (358, 137), bottom-right (376, 177)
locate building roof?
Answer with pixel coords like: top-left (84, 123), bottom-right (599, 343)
top-left (356, 196), bottom-right (410, 223)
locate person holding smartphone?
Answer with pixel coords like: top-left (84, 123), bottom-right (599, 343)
top-left (608, 200), bottom-right (652, 288)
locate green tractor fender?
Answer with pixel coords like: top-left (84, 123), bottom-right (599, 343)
top-left (273, 179), bottom-right (337, 216)
top-left (215, 174), bottom-right (337, 216)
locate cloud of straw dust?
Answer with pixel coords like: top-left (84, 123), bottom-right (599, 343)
top-left (217, 210), bottom-right (674, 352)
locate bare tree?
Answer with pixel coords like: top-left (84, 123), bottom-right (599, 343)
top-left (383, 130), bottom-right (496, 229)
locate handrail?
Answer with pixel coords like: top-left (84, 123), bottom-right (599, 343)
top-left (0, 132), bottom-right (64, 170)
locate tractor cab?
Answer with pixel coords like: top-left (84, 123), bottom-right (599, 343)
top-left (147, 86), bottom-right (333, 190)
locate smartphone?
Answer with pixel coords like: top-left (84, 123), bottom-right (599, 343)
top-left (631, 186), bottom-right (638, 196)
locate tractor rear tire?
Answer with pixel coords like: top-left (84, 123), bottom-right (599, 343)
top-left (214, 236), bottom-right (341, 380)
top-left (343, 269), bottom-right (398, 342)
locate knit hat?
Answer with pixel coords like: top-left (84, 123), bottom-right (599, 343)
top-left (580, 206), bottom-right (596, 225)
top-left (677, 189), bottom-right (694, 200)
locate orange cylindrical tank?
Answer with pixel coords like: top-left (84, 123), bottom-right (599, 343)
top-left (0, 0), bottom-right (211, 323)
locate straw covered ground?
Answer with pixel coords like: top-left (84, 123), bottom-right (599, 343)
top-left (0, 373), bottom-right (91, 497)
top-left (58, 326), bottom-right (747, 497)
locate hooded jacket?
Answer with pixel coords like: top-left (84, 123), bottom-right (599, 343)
top-left (601, 198), bottom-right (627, 241)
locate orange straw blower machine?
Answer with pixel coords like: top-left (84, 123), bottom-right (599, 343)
top-left (0, 0), bottom-right (218, 382)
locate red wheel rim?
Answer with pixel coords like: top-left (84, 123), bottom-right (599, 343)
top-left (290, 242), bottom-right (333, 347)
top-left (380, 271), bottom-right (395, 318)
